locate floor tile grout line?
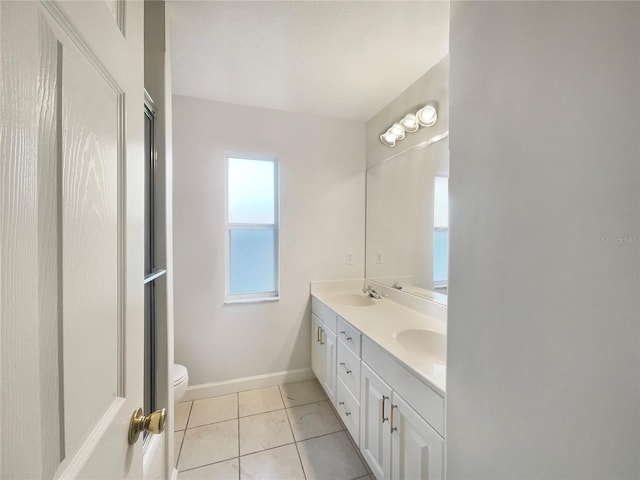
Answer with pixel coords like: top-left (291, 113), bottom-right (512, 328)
top-left (238, 405), bottom-right (286, 419)
top-left (178, 435), bottom-right (327, 477)
top-left (235, 398), bottom-right (335, 420)
top-left (175, 401), bottom-right (194, 468)
top-left (178, 429), bottom-right (363, 477)
top-left (294, 428), bottom-right (348, 445)
top-left (282, 397), bottom-right (328, 410)
top-left (339, 415), bottom-right (371, 474)
top-left (293, 430), bottom-right (369, 480)
top-left (176, 379), bottom-right (355, 476)
top-left (236, 391), bottom-right (240, 480)
top-left (280, 384), bottom-right (308, 480)
top-left (276, 382), bottom-right (287, 404)
top-left (182, 416), bottom-right (239, 431)
top-left (342, 425), bottom-right (371, 475)
top-left (176, 455), bottom-right (239, 474)
top-left (183, 379), bottom-right (325, 423)
top-left (184, 398), bottom-right (330, 431)
top-left (292, 439), bottom-right (308, 480)
top-left (241, 439), bottom-right (298, 459)
top-left (186, 394), bottom-right (238, 430)
top-left (176, 430), bottom-right (186, 470)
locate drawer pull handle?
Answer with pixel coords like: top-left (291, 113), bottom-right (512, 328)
top-left (390, 404), bottom-right (398, 433)
top-left (339, 401), bottom-right (351, 416)
top-left (381, 396), bottom-right (389, 423)
top-left (339, 362), bottom-right (352, 374)
top-left (340, 331), bottom-right (352, 341)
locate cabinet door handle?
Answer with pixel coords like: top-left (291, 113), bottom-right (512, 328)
top-left (339, 362), bottom-right (352, 374)
top-left (390, 404), bottom-right (398, 433)
top-left (381, 395), bottom-right (389, 423)
top-left (339, 331), bottom-right (352, 341)
top-left (320, 328), bottom-right (325, 345)
top-left (317, 326), bottom-right (321, 343)
top-left (339, 401), bottom-right (351, 416)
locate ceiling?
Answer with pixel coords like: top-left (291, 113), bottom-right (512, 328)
top-left (168, 1), bottom-right (449, 122)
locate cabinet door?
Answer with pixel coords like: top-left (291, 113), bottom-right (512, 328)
top-left (390, 393), bottom-right (444, 480)
top-left (360, 362), bottom-right (392, 480)
top-left (321, 328), bottom-right (337, 404)
top-left (311, 314), bottom-right (324, 382)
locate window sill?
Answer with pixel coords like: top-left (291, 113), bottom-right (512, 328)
top-left (224, 296), bottom-right (280, 305)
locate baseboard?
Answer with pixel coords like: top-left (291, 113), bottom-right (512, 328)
top-left (183, 367), bottom-right (315, 401)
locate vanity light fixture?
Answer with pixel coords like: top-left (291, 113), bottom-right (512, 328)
top-left (380, 131), bottom-right (397, 147)
top-left (389, 123), bottom-right (405, 140)
top-left (416, 105), bottom-right (438, 127)
top-left (400, 113), bottom-right (420, 133)
top-left (379, 103), bottom-right (438, 147)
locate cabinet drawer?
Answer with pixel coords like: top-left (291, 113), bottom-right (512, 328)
top-left (337, 339), bottom-right (361, 400)
top-left (337, 316), bottom-right (361, 355)
top-left (311, 297), bottom-right (337, 334)
top-left (336, 377), bottom-right (360, 446)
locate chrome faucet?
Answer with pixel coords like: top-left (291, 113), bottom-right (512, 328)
top-left (363, 284), bottom-right (381, 299)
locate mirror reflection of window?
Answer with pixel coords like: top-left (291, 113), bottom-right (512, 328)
top-left (433, 176), bottom-right (448, 292)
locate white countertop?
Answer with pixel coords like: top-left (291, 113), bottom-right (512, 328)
top-left (311, 284), bottom-right (447, 396)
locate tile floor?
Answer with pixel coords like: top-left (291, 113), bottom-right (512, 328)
top-left (174, 379), bottom-right (375, 480)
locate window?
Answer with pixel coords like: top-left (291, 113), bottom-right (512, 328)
top-left (226, 156), bottom-right (279, 302)
top-left (433, 175), bottom-right (448, 289)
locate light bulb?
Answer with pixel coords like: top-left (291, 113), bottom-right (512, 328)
top-left (400, 113), bottom-right (419, 133)
top-left (416, 105), bottom-right (437, 127)
top-left (390, 123), bottom-right (405, 140)
top-left (380, 131), bottom-right (396, 147)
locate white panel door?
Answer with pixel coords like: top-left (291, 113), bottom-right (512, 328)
top-left (390, 393), bottom-right (444, 480)
top-left (321, 327), bottom-right (337, 405)
top-left (360, 362), bottom-right (392, 480)
top-left (311, 314), bottom-right (324, 382)
top-left (0, 1), bottom-right (145, 478)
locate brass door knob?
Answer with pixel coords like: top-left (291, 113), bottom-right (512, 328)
top-left (128, 407), bottom-right (167, 444)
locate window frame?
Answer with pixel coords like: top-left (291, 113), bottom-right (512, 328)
top-left (224, 154), bottom-right (280, 304)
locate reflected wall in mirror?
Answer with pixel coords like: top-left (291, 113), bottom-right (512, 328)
top-left (364, 55), bottom-right (449, 305)
top-left (366, 137), bottom-right (449, 303)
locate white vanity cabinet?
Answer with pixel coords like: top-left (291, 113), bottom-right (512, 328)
top-left (311, 314), bottom-right (324, 386)
top-left (361, 343), bottom-right (445, 480)
top-left (361, 362), bottom-right (392, 480)
top-left (311, 300), bottom-right (337, 404)
top-left (311, 293), bottom-right (446, 480)
top-left (391, 393), bottom-right (444, 480)
top-left (335, 316), bottom-right (363, 444)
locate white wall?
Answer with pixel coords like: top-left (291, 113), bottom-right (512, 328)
top-left (173, 96), bottom-right (365, 386)
top-left (447, 2), bottom-right (640, 478)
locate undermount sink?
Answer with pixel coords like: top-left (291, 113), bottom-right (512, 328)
top-left (330, 293), bottom-right (377, 307)
top-left (394, 329), bottom-right (446, 364)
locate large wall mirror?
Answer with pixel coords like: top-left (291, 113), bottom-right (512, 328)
top-left (365, 135), bottom-right (449, 305)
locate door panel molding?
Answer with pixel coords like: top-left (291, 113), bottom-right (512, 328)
top-left (1, 1), bottom-right (145, 478)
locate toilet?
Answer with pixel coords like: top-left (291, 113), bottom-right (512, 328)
top-left (174, 363), bottom-right (189, 403)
